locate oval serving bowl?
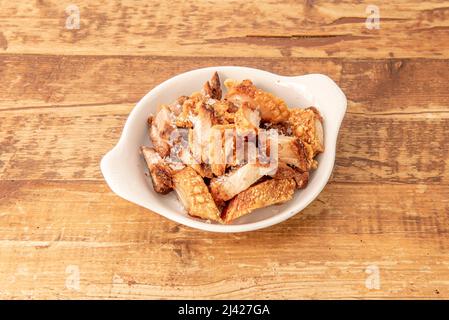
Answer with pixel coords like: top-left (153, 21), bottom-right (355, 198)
top-left (101, 66), bottom-right (347, 232)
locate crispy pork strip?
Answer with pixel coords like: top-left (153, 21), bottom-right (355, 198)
top-left (203, 71), bottom-right (222, 100)
top-left (209, 126), bottom-right (226, 176)
top-left (271, 162), bottom-right (309, 189)
top-left (208, 124), bottom-right (240, 174)
top-left (222, 178), bottom-right (296, 223)
top-left (223, 125), bottom-right (238, 167)
top-left (149, 105), bottom-right (176, 158)
top-left (174, 142), bottom-right (213, 178)
top-left (277, 135), bottom-right (311, 172)
top-left (224, 79), bottom-right (290, 123)
top-left (289, 107), bottom-right (324, 156)
top-left (172, 167), bottom-right (222, 222)
top-left (189, 102), bottom-right (219, 164)
top-left (141, 146), bottom-right (173, 194)
top-left (209, 163), bottom-right (273, 204)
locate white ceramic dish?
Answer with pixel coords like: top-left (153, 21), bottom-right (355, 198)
top-left (101, 66), bottom-right (346, 233)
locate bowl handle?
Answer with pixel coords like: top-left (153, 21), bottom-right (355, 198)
top-left (100, 146), bottom-right (134, 203)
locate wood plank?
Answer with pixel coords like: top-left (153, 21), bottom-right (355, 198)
top-left (1, 56), bottom-right (448, 183)
top-left (0, 180), bottom-right (448, 299)
top-left (0, 1), bottom-right (448, 58)
top-left (1, 105), bottom-right (449, 184)
top-left (0, 103), bottom-right (131, 180)
top-left (1, 55), bottom-right (448, 112)
top-left (1, 0), bottom-right (448, 302)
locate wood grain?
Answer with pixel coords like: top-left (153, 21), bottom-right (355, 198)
top-left (1, 55), bottom-right (449, 112)
top-left (1, 56), bottom-right (448, 183)
top-left (0, 1), bottom-right (448, 58)
top-left (1, 0), bottom-right (449, 300)
top-left (1, 180), bottom-right (448, 299)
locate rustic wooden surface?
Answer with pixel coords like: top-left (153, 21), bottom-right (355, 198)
top-left (1, 0), bottom-right (449, 299)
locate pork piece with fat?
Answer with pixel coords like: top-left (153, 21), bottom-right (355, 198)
top-left (277, 135), bottom-right (311, 172)
top-left (208, 124), bottom-right (241, 174)
top-left (149, 105), bottom-right (176, 158)
top-left (189, 102), bottom-right (220, 165)
top-left (209, 162), bottom-right (274, 204)
top-left (224, 79), bottom-right (290, 123)
top-left (176, 73), bottom-right (229, 128)
top-left (140, 146), bottom-right (175, 194)
top-left (171, 131), bottom-right (214, 178)
top-left (208, 125), bottom-right (228, 177)
top-left (172, 167), bottom-right (222, 222)
top-left (289, 107), bottom-right (324, 156)
top-left (222, 178), bottom-right (296, 223)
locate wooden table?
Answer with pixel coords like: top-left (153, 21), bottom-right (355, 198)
top-left (1, 0), bottom-right (448, 299)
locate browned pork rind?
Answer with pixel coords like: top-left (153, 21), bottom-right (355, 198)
top-left (202, 71), bottom-right (222, 100)
top-left (277, 135), bottom-right (311, 172)
top-left (225, 79), bottom-right (290, 123)
top-left (140, 72), bottom-right (324, 223)
top-left (173, 167), bottom-right (222, 222)
top-left (289, 107), bottom-right (324, 157)
top-left (209, 162), bottom-right (274, 205)
top-left (148, 105), bottom-right (176, 158)
top-left (271, 162), bottom-right (309, 189)
top-left (141, 146), bottom-right (175, 194)
top-left (222, 178), bottom-right (296, 223)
